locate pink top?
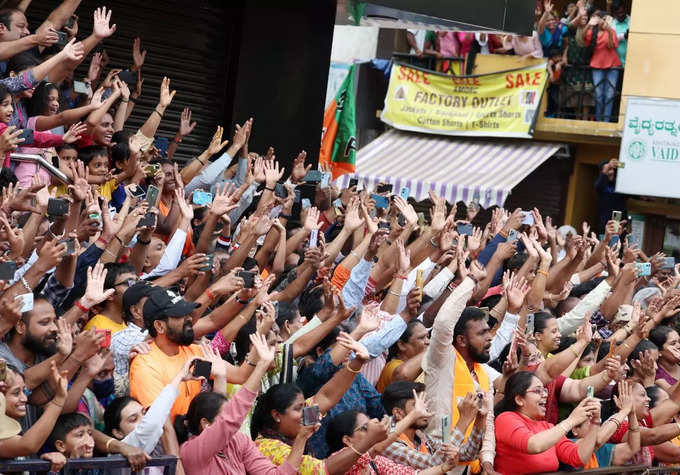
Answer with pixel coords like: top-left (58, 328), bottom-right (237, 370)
top-left (585, 28), bottom-right (621, 69)
top-left (503, 32), bottom-right (543, 58)
top-left (456, 32), bottom-right (476, 56)
top-left (12, 116), bottom-right (57, 187)
top-left (179, 387), bottom-right (297, 475)
top-left (494, 411), bottom-right (583, 475)
top-left (439, 32), bottom-right (459, 57)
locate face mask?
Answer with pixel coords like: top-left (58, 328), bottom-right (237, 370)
top-left (92, 378), bottom-right (115, 402)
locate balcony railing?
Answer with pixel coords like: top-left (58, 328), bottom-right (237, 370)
top-left (545, 64), bottom-right (624, 123)
top-left (391, 52), bottom-right (466, 76)
top-left (0, 454), bottom-right (177, 474)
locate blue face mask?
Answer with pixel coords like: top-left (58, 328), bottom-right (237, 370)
top-left (92, 378), bottom-right (115, 402)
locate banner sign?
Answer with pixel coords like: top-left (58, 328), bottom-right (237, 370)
top-left (617, 97), bottom-right (680, 199)
top-left (381, 62), bottom-right (548, 138)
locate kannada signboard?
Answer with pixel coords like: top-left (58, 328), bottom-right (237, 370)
top-left (616, 97), bottom-right (680, 199)
top-left (381, 62), bottom-right (548, 138)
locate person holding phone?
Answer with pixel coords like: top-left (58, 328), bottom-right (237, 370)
top-left (584, 11), bottom-right (621, 122)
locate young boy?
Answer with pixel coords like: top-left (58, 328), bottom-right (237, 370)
top-left (79, 145), bottom-right (136, 201)
top-left (49, 413), bottom-right (96, 459)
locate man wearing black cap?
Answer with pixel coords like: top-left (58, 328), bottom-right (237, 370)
top-left (111, 281), bottom-right (155, 396)
top-left (128, 286), bottom-right (256, 420)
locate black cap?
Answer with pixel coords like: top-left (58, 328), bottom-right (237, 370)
top-left (142, 287), bottom-right (199, 322)
top-left (122, 281), bottom-right (155, 317)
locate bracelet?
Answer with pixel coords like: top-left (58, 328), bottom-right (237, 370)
top-left (137, 238), bottom-right (151, 245)
top-left (205, 289), bottom-right (217, 301)
top-left (128, 96), bottom-right (137, 104)
top-left (499, 229), bottom-right (509, 239)
top-left (629, 425), bottom-right (640, 432)
top-left (350, 251), bottom-right (361, 260)
top-left (246, 358), bottom-right (257, 367)
top-left (152, 109), bottom-right (163, 118)
top-left (264, 186), bottom-right (275, 192)
top-left (536, 269), bottom-right (549, 278)
top-left (605, 417), bottom-right (621, 430)
top-left (49, 400), bottom-right (64, 408)
top-left (174, 136), bottom-right (182, 143)
top-left (121, 99), bottom-right (129, 103)
top-left (105, 438), bottom-right (115, 454)
top-left (428, 238), bottom-right (438, 248)
top-left (114, 235), bottom-right (124, 245)
top-left (75, 300), bottom-right (90, 313)
top-left (20, 276), bottom-right (32, 293)
top-left (195, 156), bottom-right (205, 166)
top-left (388, 290), bottom-right (401, 297)
top-left (569, 346), bottom-right (580, 358)
top-left (345, 362), bottom-right (361, 374)
top-left (236, 296), bottom-right (250, 305)
top-left (395, 274), bottom-right (408, 280)
top-left (237, 314), bottom-right (249, 320)
top-left (97, 236), bottom-right (109, 246)
top-left (104, 248), bottom-right (117, 259)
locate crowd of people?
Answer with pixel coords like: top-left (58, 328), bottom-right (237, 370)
top-left (407, 0), bottom-right (630, 122)
top-left (0, 1), bottom-right (677, 475)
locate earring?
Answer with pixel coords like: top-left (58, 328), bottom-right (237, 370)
top-left (274, 418), bottom-right (280, 423)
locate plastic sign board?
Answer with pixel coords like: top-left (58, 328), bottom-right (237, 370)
top-left (616, 97), bottom-right (680, 198)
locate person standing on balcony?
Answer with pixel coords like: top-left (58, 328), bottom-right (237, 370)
top-left (610, 0), bottom-right (630, 67)
top-left (595, 158), bottom-right (627, 233)
top-left (584, 12), bottom-right (621, 122)
top-left (538, 0), bottom-right (568, 57)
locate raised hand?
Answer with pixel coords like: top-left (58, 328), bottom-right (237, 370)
top-left (63, 122), bottom-right (87, 144)
top-left (206, 126), bottom-right (229, 156)
top-left (56, 319), bottom-right (73, 358)
top-left (395, 238), bottom-right (411, 275)
top-left (291, 150), bottom-right (312, 183)
top-left (159, 77), bottom-right (176, 108)
top-left (177, 107), bottom-right (197, 138)
top-left (614, 380), bottom-right (634, 412)
top-left (87, 52), bottom-right (103, 82)
top-left (412, 389), bottom-right (433, 419)
top-left (81, 263), bottom-right (116, 308)
top-left (263, 160), bottom-right (284, 187)
top-left (209, 182), bottom-right (238, 216)
top-left (60, 38), bottom-right (85, 62)
top-left (250, 332), bottom-right (276, 365)
top-left (132, 37), bottom-right (147, 70)
top-left (93, 6), bottom-right (117, 40)
top-left (503, 272), bottom-right (529, 313)
top-left (0, 126), bottom-right (24, 154)
top-left (469, 260), bottom-right (487, 282)
top-left (337, 332), bottom-right (370, 362)
top-left (174, 188), bottom-right (194, 221)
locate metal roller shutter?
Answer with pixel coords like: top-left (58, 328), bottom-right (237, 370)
top-left (23, 0), bottom-right (229, 165)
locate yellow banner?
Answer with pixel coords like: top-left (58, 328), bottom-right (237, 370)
top-left (381, 62), bottom-right (548, 138)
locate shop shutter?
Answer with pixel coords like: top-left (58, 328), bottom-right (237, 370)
top-left (24, 0), bottom-right (229, 165)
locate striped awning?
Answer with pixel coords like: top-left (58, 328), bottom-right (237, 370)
top-left (335, 130), bottom-right (561, 208)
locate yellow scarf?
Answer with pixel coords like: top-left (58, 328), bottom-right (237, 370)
top-left (452, 348), bottom-right (490, 474)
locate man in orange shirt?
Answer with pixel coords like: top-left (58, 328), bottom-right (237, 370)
top-left (128, 287), bottom-right (204, 421)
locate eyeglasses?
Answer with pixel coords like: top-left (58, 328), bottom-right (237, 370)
top-left (526, 387), bottom-right (549, 396)
top-left (353, 423), bottom-right (369, 434)
top-left (113, 278), bottom-right (139, 288)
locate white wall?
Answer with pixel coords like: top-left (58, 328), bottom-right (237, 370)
top-left (330, 25), bottom-right (379, 63)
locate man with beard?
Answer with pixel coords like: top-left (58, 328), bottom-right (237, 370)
top-left (128, 287), bottom-right (257, 421)
top-left (381, 381), bottom-right (487, 469)
top-left (423, 261), bottom-right (497, 474)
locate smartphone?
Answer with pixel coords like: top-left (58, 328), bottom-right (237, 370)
top-left (397, 214), bottom-right (406, 227)
top-left (15, 293), bottom-right (33, 313)
top-left (302, 405), bottom-right (320, 426)
top-left (635, 262), bottom-right (652, 277)
top-left (332, 198), bottom-right (343, 209)
top-left (507, 229), bottom-right (519, 243)
top-left (58, 237), bottom-right (76, 256)
top-left (200, 253), bottom-right (214, 272)
top-left (269, 205), bottom-right (282, 219)
top-left (400, 187), bottom-right (410, 200)
top-left (137, 212), bottom-right (156, 228)
top-left (73, 80), bottom-right (90, 95)
top-left (303, 170), bottom-right (323, 183)
top-left (476, 392), bottom-right (484, 409)
top-left (522, 212), bottom-right (534, 226)
top-left (192, 360), bottom-right (212, 379)
top-left (611, 211), bottom-right (622, 222)
top-left (56, 31), bottom-right (68, 47)
top-left (18, 128), bottom-right (34, 146)
top-left (378, 221), bottom-right (390, 230)
top-left (192, 191), bottom-right (213, 206)
top-left (320, 172), bottom-right (331, 188)
top-left (309, 229), bottom-right (318, 248)
top-left (457, 223), bottom-right (473, 236)
top-left (0, 360), bottom-right (6, 383)
top-left (301, 198), bottom-right (311, 209)
top-left (129, 185), bottom-right (146, 199)
top-left (416, 269), bottom-right (424, 300)
top-left (47, 198), bottom-right (69, 216)
top-left (663, 257), bottom-right (676, 270)
top-left (237, 270), bottom-right (255, 288)
top-left (146, 185), bottom-right (160, 208)
top-left (0, 261), bottom-right (16, 281)
top-left (417, 212), bottom-right (425, 227)
top-left (117, 69), bottom-right (138, 87)
top-left (145, 164), bottom-right (160, 177)
top-left (441, 415), bottom-right (451, 444)
top-left (371, 194), bottom-right (389, 209)
top-left (96, 329), bottom-right (111, 348)
top-left (154, 137), bottom-right (169, 158)
top-left (274, 183), bottom-right (288, 199)
top-left (526, 313), bottom-right (535, 334)
top-left (348, 178), bottom-right (358, 189)
top-left (586, 385), bottom-right (594, 398)
top-left (376, 183), bottom-right (393, 194)
top-left (609, 235), bottom-right (620, 248)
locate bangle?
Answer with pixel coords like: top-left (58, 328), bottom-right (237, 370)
top-left (236, 296), bottom-right (250, 305)
top-left (428, 238), bottom-right (438, 248)
top-left (20, 276), bottom-right (32, 293)
top-left (499, 229), bottom-right (509, 239)
top-left (205, 289), bottom-right (217, 301)
top-left (345, 362), bottom-right (361, 374)
top-left (49, 400), bottom-right (64, 408)
top-left (629, 425), bottom-right (640, 432)
top-left (121, 99), bottom-right (129, 103)
top-left (264, 186), bottom-right (275, 192)
top-left (174, 136), bottom-right (182, 143)
top-left (395, 274), bottom-right (408, 280)
top-left (196, 156), bottom-right (205, 166)
top-left (105, 438), bottom-right (115, 454)
top-left (388, 290), bottom-right (401, 297)
top-left (128, 96), bottom-right (137, 104)
top-left (114, 235), bottom-right (124, 245)
top-left (536, 269), bottom-right (549, 278)
top-left (137, 238), bottom-right (151, 245)
top-left (152, 109), bottom-right (163, 118)
top-left (246, 358), bottom-right (257, 367)
top-left (569, 346), bottom-right (580, 358)
top-left (75, 300), bottom-right (90, 313)
top-left (97, 236), bottom-right (109, 246)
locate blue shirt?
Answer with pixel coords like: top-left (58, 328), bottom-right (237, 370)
top-left (297, 349), bottom-right (385, 458)
top-left (540, 25), bottom-right (568, 57)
